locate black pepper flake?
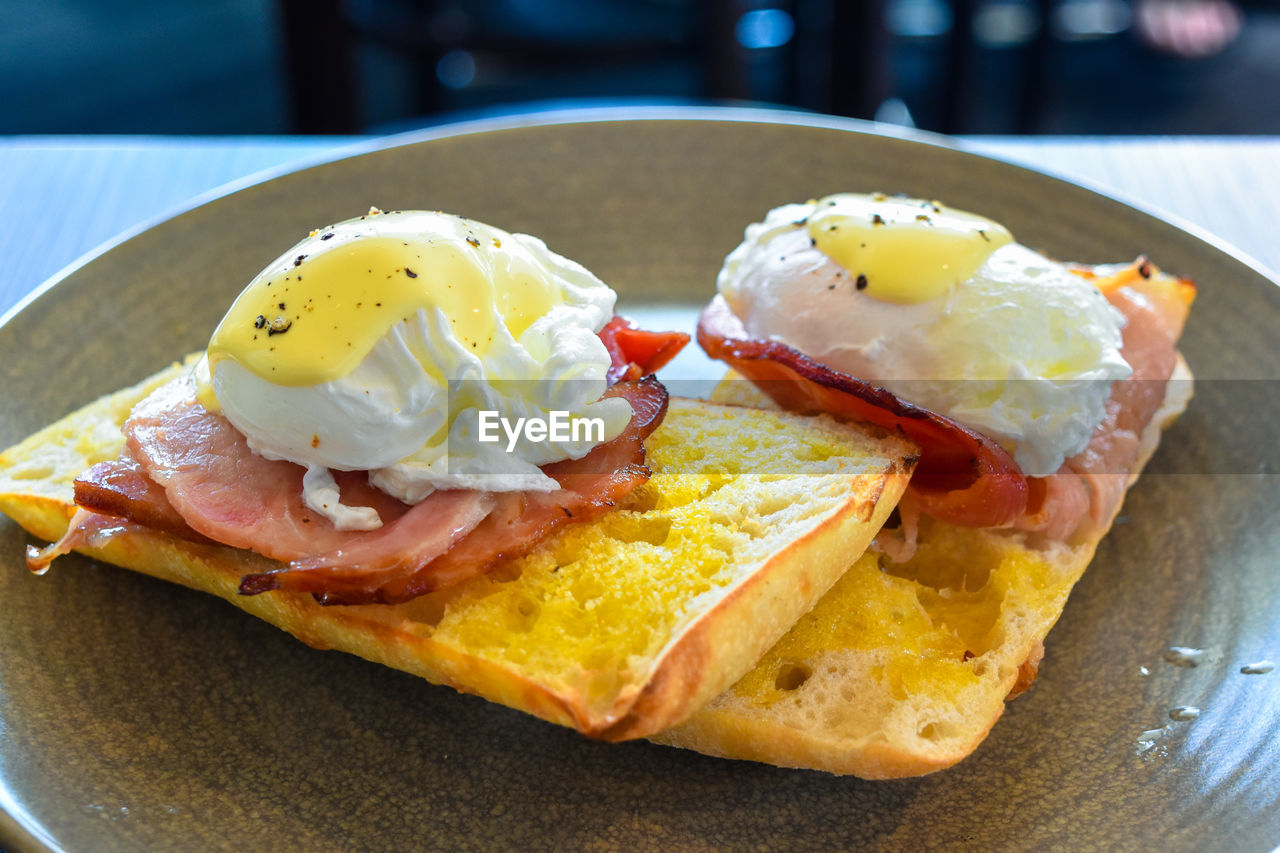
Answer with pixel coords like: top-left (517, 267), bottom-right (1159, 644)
top-left (293, 254), bottom-right (307, 267)
top-left (254, 315), bottom-right (267, 329)
top-left (562, 507), bottom-right (574, 518)
top-left (267, 316), bottom-right (292, 336)
top-left (792, 217), bottom-right (809, 227)
top-left (978, 229), bottom-right (990, 242)
top-left (871, 214), bottom-right (886, 226)
top-left (278, 302), bottom-right (286, 309)
top-left (827, 284), bottom-right (835, 290)
top-left (320, 232), bottom-right (334, 240)
top-left (856, 274), bottom-right (868, 290)
top-left (466, 236), bottom-right (480, 248)
top-left (405, 268), bottom-right (418, 278)
top-left (1138, 258), bottom-right (1152, 279)
top-left (810, 238), bottom-right (817, 247)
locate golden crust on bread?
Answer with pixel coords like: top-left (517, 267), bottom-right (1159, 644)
top-left (0, 361), bottom-right (915, 740)
top-left (652, 357), bottom-right (1193, 776)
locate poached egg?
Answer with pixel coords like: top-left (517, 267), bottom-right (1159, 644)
top-left (195, 209), bottom-right (630, 530)
top-left (718, 193), bottom-right (1132, 477)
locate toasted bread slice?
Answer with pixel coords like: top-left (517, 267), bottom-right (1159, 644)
top-left (652, 358), bottom-right (1193, 777)
top-left (0, 362), bottom-right (915, 741)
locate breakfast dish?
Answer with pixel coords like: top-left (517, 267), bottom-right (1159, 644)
top-left (32, 209), bottom-right (693, 606)
top-left (3, 113), bottom-right (1276, 853)
top-left (657, 193), bottom-right (1194, 776)
top-left (1, 193), bottom-right (1192, 775)
top-left (2, 208), bottom-right (914, 740)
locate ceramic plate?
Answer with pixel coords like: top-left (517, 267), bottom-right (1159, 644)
top-left (2, 109), bottom-right (1277, 852)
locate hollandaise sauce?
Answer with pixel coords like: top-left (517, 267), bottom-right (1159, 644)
top-left (804, 193), bottom-right (1012, 304)
top-left (197, 210), bottom-right (563, 408)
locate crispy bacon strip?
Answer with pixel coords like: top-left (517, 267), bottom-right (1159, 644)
top-left (76, 455), bottom-right (213, 543)
top-left (601, 316), bottom-right (690, 384)
top-left (697, 295), bottom-right (1029, 528)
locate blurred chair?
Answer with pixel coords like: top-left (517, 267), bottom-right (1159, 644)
top-left (276, 0), bottom-right (894, 132)
top-left (941, 0), bottom-right (1058, 133)
top-left (279, 0), bottom-right (745, 132)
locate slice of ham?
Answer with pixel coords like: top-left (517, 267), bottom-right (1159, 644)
top-left (249, 375), bottom-right (670, 605)
top-left (26, 509), bottom-right (135, 575)
top-left (41, 317), bottom-right (685, 605)
top-left (124, 377), bottom-right (413, 562)
top-left (697, 295), bottom-right (1029, 528)
top-left (107, 314), bottom-right (684, 563)
top-left (238, 489), bottom-right (498, 599)
top-left (74, 374), bottom-right (668, 605)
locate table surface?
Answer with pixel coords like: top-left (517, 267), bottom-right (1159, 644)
top-left (1, 131), bottom-right (1278, 321)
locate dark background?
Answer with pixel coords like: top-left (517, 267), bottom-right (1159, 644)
top-left (2, 0), bottom-right (1278, 136)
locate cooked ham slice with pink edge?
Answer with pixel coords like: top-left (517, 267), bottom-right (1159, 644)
top-left (43, 317), bottom-right (686, 604)
top-left (123, 377), bottom-right (416, 561)
top-left (261, 375), bottom-right (669, 605)
top-left (69, 374), bottom-right (668, 605)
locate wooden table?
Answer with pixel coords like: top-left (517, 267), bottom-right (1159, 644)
top-left (2, 131), bottom-right (1277, 319)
